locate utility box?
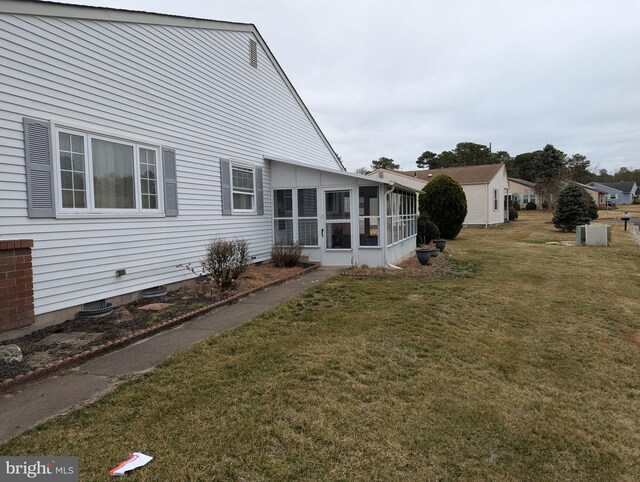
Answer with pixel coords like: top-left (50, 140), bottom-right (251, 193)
top-left (583, 224), bottom-right (610, 246)
top-left (575, 225), bottom-right (586, 246)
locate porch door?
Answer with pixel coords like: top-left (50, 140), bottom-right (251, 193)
top-left (321, 189), bottom-right (354, 266)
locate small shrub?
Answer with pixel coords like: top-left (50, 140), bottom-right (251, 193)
top-left (509, 207), bottom-right (519, 221)
top-left (271, 242), bottom-right (303, 267)
top-left (203, 238), bottom-right (250, 291)
top-left (633, 199), bottom-right (640, 205)
top-left (417, 214), bottom-right (440, 245)
top-left (525, 201), bottom-right (537, 210)
top-left (512, 199), bottom-right (521, 211)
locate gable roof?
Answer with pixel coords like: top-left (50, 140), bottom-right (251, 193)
top-left (509, 177), bottom-right (536, 188)
top-left (577, 183), bottom-right (607, 194)
top-left (590, 181), bottom-right (637, 194)
top-left (1, 0), bottom-right (345, 171)
top-left (401, 164), bottom-right (505, 185)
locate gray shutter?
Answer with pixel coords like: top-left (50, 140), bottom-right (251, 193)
top-left (23, 117), bottom-right (55, 218)
top-left (220, 158), bottom-right (232, 215)
top-left (162, 147), bottom-right (178, 217)
top-left (255, 166), bottom-right (264, 215)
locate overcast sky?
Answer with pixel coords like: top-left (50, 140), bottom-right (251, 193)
top-left (52, 0), bottom-right (640, 173)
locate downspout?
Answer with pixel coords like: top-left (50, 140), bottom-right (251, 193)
top-left (485, 183), bottom-right (489, 228)
top-left (383, 183), bottom-right (402, 270)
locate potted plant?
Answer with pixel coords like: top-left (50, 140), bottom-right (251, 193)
top-left (434, 239), bottom-right (447, 252)
top-left (416, 215), bottom-right (441, 265)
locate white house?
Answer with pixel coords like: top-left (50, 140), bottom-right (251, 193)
top-left (0, 1), bottom-right (418, 333)
top-left (374, 164), bottom-right (509, 226)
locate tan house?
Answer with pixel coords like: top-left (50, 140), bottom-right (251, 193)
top-left (508, 178), bottom-right (539, 209)
top-left (578, 183), bottom-right (607, 208)
top-left (371, 164), bottom-right (509, 226)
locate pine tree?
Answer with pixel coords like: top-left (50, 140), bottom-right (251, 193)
top-left (582, 189), bottom-right (599, 220)
top-left (552, 183), bottom-right (592, 232)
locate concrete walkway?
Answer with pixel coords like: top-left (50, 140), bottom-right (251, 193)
top-left (0, 268), bottom-right (341, 444)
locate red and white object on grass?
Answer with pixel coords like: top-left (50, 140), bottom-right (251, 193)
top-left (109, 452), bottom-right (153, 477)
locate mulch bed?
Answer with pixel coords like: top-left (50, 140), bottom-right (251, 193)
top-left (341, 250), bottom-right (471, 278)
top-left (0, 263), bottom-right (306, 383)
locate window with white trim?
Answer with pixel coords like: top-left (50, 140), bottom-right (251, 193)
top-left (272, 188), bottom-right (318, 246)
top-left (231, 164), bottom-right (255, 212)
top-left (359, 186), bottom-right (379, 246)
top-left (297, 189), bottom-right (318, 246)
top-left (521, 194), bottom-right (537, 205)
top-left (386, 189), bottom-right (417, 246)
top-left (274, 189), bottom-right (293, 243)
top-left (56, 129), bottom-right (162, 214)
top-left (493, 189), bottom-right (499, 211)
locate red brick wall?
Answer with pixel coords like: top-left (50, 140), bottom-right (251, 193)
top-left (0, 240), bottom-right (35, 333)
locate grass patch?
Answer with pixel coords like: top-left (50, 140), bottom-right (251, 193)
top-left (1, 210), bottom-right (639, 480)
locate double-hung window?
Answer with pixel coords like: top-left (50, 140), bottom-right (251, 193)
top-left (231, 164), bottom-right (255, 212)
top-left (56, 129), bottom-right (162, 214)
top-left (493, 189), bottom-right (499, 211)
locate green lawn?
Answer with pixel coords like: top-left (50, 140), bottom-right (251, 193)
top-left (2, 211), bottom-right (639, 480)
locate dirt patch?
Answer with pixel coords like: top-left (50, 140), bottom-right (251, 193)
top-left (0, 263), bottom-right (305, 382)
top-left (342, 251), bottom-right (452, 278)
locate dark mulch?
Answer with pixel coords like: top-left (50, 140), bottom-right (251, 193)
top-left (0, 263), bottom-right (304, 381)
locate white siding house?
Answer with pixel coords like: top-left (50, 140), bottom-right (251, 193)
top-left (0, 1), bottom-right (418, 329)
top-left (376, 164), bottom-right (510, 226)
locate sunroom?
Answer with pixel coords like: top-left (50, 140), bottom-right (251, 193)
top-left (268, 157), bottom-right (419, 267)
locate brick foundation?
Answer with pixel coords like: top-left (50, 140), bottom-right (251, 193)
top-left (0, 240), bottom-right (35, 333)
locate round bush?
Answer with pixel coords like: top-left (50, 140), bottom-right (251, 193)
top-left (525, 201), bottom-right (537, 210)
top-left (417, 214), bottom-right (440, 245)
top-left (419, 175), bottom-right (467, 239)
top-left (512, 199), bottom-right (521, 211)
top-left (509, 207), bottom-right (518, 221)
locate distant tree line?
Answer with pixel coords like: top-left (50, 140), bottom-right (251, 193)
top-left (414, 142), bottom-right (639, 186)
top-left (356, 142), bottom-right (638, 209)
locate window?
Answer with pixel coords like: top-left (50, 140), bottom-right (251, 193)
top-left (325, 190), bottom-right (351, 249)
top-left (232, 164), bottom-right (255, 212)
top-left (273, 189), bottom-right (293, 243)
top-left (386, 189), bottom-right (417, 246)
top-left (56, 129), bottom-right (162, 214)
top-left (298, 189), bottom-right (318, 246)
top-left (359, 186), bottom-right (379, 246)
top-left (522, 194), bottom-right (537, 205)
top-left (272, 188), bottom-right (318, 246)
top-left (493, 189), bottom-right (499, 211)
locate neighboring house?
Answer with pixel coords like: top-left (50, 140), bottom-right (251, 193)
top-left (508, 178), bottom-right (539, 209)
top-left (0, 1), bottom-right (418, 333)
top-left (578, 183), bottom-right (607, 209)
top-left (587, 182), bottom-right (638, 205)
top-left (392, 164), bottom-right (509, 226)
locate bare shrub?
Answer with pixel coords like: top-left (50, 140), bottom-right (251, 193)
top-left (271, 242), bottom-right (303, 268)
top-left (178, 238), bottom-right (250, 293)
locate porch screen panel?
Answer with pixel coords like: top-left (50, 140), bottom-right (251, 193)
top-left (325, 190), bottom-right (351, 249)
top-left (298, 188), bottom-right (318, 246)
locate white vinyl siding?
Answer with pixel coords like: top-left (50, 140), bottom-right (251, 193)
top-left (0, 12), bottom-right (338, 315)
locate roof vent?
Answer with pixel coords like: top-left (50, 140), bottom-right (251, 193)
top-left (249, 39), bottom-right (257, 68)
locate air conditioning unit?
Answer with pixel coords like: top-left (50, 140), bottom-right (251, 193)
top-left (584, 224), bottom-right (610, 246)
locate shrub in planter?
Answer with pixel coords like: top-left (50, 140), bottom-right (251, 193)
top-left (419, 175), bottom-right (467, 239)
top-left (417, 214), bottom-right (440, 245)
top-left (203, 238), bottom-right (250, 291)
top-left (512, 199), bottom-right (521, 211)
top-left (271, 242), bottom-right (304, 267)
top-left (508, 207), bottom-right (519, 221)
top-left (525, 201), bottom-right (537, 210)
